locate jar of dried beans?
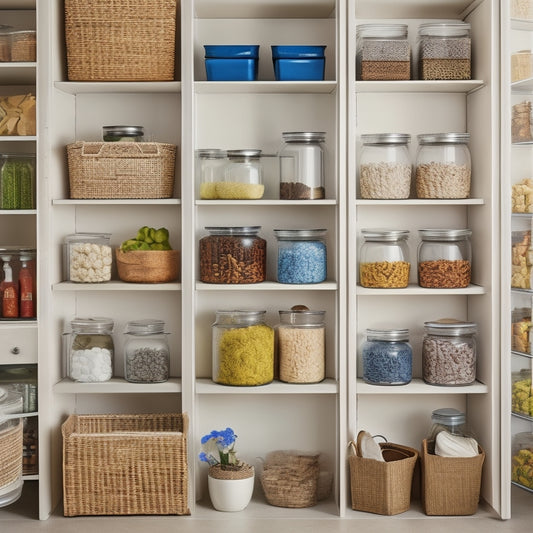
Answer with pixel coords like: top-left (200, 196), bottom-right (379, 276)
top-left (196, 149), bottom-right (227, 199)
top-left (222, 149), bottom-right (264, 199)
top-left (415, 133), bottom-right (471, 199)
top-left (359, 133), bottom-right (411, 199)
top-left (422, 319), bottom-right (477, 385)
top-left (277, 306), bottom-right (325, 384)
top-left (417, 228), bottom-right (472, 288)
top-left (359, 229), bottom-right (410, 288)
top-left (199, 226), bottom-right (266, 284)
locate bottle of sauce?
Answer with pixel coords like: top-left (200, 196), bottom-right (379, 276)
top-left (1, 255), bottom-right (18, 318)
top-left (19, 254), bottom-right (34, 318)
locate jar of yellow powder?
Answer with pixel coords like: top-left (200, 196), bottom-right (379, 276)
top-left (212, 310), bottom-right (274, 386)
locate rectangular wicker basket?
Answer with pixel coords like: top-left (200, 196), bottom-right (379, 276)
top-left (67, 142), bottom-right (176, 199)
top-left (62, 413), bottom-right (189, 516)
top-left (64, 0), bottom-right (177, 81)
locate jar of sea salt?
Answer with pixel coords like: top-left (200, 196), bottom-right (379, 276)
top-left (66, 317), bottom-right (114, 382)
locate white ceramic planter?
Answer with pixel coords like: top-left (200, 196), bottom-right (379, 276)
top-left (208, 471), bottom-right (255, 512)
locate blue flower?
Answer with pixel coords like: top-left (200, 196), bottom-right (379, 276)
top-left (199, 427), bottom-right (240, 466)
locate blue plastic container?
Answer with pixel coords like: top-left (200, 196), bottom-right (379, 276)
top-left (204, 45), bottom-right (259, 81)
top-left (271, 45), bottom-right (326, 81)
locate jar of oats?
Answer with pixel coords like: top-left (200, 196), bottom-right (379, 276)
top-left (359, 229), bottom-right (410, 288)
top-left (415, 133), bottom-right (471, 199)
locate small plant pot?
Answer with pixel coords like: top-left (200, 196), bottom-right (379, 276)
top-left (208, 464), bottom-right (254, 512)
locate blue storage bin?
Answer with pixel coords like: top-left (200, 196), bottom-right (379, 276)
top-left (271, 45), bottom-right (326, 81)
top-left (204, 45), bottom-right (259, 81)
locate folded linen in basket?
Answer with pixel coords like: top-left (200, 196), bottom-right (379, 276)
top-left (358, 431), bottom-right (384, 461)
top-left (435, 431), bottom-right (479, 457)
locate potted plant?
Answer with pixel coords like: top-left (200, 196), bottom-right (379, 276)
top-left (199, 427), bottom-right (254, 512)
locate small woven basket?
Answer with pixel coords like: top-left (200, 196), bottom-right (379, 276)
top-left (116, 249), bottom-right (180, 283)
top-left (0, 420), bottom-right (23, 490)
top-left (209, 464), bottom-right (254, 480)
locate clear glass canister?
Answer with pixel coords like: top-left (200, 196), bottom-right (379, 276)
top-left (0, 153), bottom-right (36, 209)
top-left (356, 24), bottom-right (411, 81)
top-left (10, 30), bottom-right (36, 62)
top-left (417, 228), bottom-right (472, 288)
top-left (427, 408), bottom-right (475, 441)
top-left (102, 125), bottom-right (144, 142)
top-left (124, 319), bottom-right (170, 383)
top-left (415, 133), bottom-right (471, 199)
top-left (361, 328), bottom-right (412, 385)
top-left (359, 133), bottom-right (411, 199)
top-left (512, 368), bottom-right (533, 417)
top-left (512, 432), bottom-right (533, 490)
top-left (418, 22), bottom-right (471, 80)
top-left (359, 229), bottom-right (410, 288)
top-left (222, 149), bottom-right (264, 199)
top-left (199, 226), bottom-right (266, 284)
top-left (66, 317), bottom-right (114, 382)
top-left (212, 310), bottom-right (274, 386)
top-left (279, 132), bottom-right (326, 200)
top-left (0, 26), bottom-right (12, 62)
top-left (0, 387), bottom-right (23, 508)
top-left (196, 149), bottom-right (227, 199)
top-left (422, 319), bottom-right (477, 385)
top-left (278, 306), bottom-right (326, 384)
top-left (63, 233), bottom-right (112, 283)
top-left (274, 229), bottom-right (327, 284)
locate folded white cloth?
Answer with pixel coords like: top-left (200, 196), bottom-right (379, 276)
top-left (359, 431), bottom-right (384, 461)
top-left (435, 431), bottom-right (479, 457)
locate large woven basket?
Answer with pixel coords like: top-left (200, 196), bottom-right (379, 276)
top-left (67, 142), bottom-right (176, 199)
top-left (65, 0), bottom-right (177, 81)
top-left (62, 413), bottom-right (189, 516)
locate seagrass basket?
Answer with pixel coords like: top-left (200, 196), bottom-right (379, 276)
top-left (62, 413), bottom-right (189, 516)
top-left (0, 420), bottom-right (23, 492)
top-left (116, 249), bottom-right (180, 283)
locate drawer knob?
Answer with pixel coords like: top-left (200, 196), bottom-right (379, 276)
top-left (10, 347), bottom-right (20, 355)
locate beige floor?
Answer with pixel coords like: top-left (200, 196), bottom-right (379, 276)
top-left (0, 482), bottom-right (532, 532)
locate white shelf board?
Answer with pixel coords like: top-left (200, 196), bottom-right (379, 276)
top-left (195, 81), bottom-right (337, 94)
top-left (512, 78), bottom-right (533, 93)
top-left (355, 80), bottom-right (485, 94)
top-left (355, 0), bottom-right (482, 19)
top-left (0, 136), bottom-right (36, 142)
top-left (0, 63), bottom-right (36, 85)
top-left (511, 18), bottom-right (533, 31)
top-left (53, 199), bottom-right (180, 206)
top-left (0, 1), bottom-right (34, 8)
top-left (197, 199), bottom-right (337, 206)
top-left (356, 378), bottom-right (488, 395)
top-left (0, 320), bottom-right (37, 329)
top-left (197, 280), bottom-right (337, 291)
top-left (512, 412), bottom-right (533, 423)
top-left (512, 350), bottom-right (533, 359)
top-left (22, 475), bottom-right (38, 481)
top-left (54, 81), bottom-right (181, 95)
top-left (53, 281), bottom-right (181, 291)
top-left (54, 377), bottom-right (181, 394)
top-left (356, 283), bottom-right (485, 295)
top-left (196, 377), bottom-right (338, 394)
top-left (355, 198), bottom-right (484, 206)
top-left (0, 209), bottom-right (36, 215)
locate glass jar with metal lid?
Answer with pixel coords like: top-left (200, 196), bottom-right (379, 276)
top-left (417, 228), bottom-right (472, 288)
top-left (102, 125), bottom-right (144, 142)
top-left (427, 407), bottom-right (475, 441)
top-left (124, 319), bottom-right (170, 383)
top-left (277, 305), bottom-right (326, 384)
top-left (359, 133), bottom-right (411, 199)
top-left (274, 229), bottom-right (327, 284)
top-left (66, 317), bottom-right (114, 382)
top-left (415, 133), bottom-right (471, 199)
top-left (212, 310), bottom-right (274, 386)
top-left (199, 226), bottom-right (266, 284)
top-left (422, 319), bottom-right (477, 385)
top-left (356, 24), bottom-right (411, 80)
top-left (222, 149), bottom-right (264, 199)
top-left (63, 233), bottom-right (112, 282)
top-left (278, 132), bottom-right (326, 200)
top-left (361, 328), bottom-right (412, 385)
top-left (512, 432), bottom-right (533, 490)
top-left (359, 229), bottom-right (410, 288)
top-left (196, 149), bottom-right (227, 199)
top-left (0, 153), bottom-right (36, 209)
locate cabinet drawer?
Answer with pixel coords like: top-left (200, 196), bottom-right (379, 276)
top-left (0, 327), bottom-right (37, 364)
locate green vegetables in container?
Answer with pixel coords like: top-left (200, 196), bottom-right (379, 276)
top-left (0, 154), bottom-right (35, 209)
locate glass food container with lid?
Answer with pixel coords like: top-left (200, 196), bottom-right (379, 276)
top-left (196, 149), bottom-right (227, 199)
top-left (222, 149), bottom-right (264, 199)
top-left (0, 153), bottom-right (36, 209)
top-left (427, 407), bottom-right (475, 441)
top-left (102, 125), bottom-right (144, 142)
top-left (512, 431), bottom-right (533, 490)
top-left (63, 233), bottom-right (112, 283)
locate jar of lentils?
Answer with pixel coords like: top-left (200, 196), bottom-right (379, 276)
top-left (199, 226), bottom-right (266, 284)
top-left (417, 228), bottom-right (472, 288)
top-left (359, 134), bottom-right (411, 199)
top-left (415, 133), bottom-right (471, 199)
top-left (124, 319), bottom-right (170, 383)
top-left (359, 229), bottom-right (410, 288)
top-left (196, 149), bottom-right (227, 199)
top-left (422, 319), bottom-right (477, 386)
top-left (361, 328), bottom-right (412, 385)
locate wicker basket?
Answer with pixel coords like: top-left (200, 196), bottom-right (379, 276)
top-left (421, 438), bottom-right (485, 516)
top-left (65, 0), bottom-right (177, 81)
top-left (116, 249), bottom-right (180, 283)
top-left (512, 51), bottom-right (533, 83)
top-left (0, 420), bottom-right (23, 491)
top-left (67, 142), bottom-right (176, 199)
top-left (62, 413), bottom-right (189, 516)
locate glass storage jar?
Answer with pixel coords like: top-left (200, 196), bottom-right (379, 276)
top-left (512, 431), bottom-right (533, 490)
top-left (9, 30), bottom-right (36, 62)
top-left (0, 153), bottom-right (36, 209)
top-left (359, 229), bottom-right (410, 288)
top-left (512, 368), bottom-right (533, 417)
top-left (274, 229), bottom-right (327, 284)
top-left (199, 226), bottom-right (266, 284)
top-left (511, 306), bottom-right (532, 353)
top-left (356, 23), bottom-right (411, 80)
top-left (63, 233), bottom-right (112, 283)
top-left (415, 133), bottom-right (471, 199)
top-left (277, 306), bottom-right (326, 383)
top-left (361, 328), bottom-right (412, 385)
top-left (427, 408), bottom-right (475, 441)
top-left (418, 22), bottom-right (471, 80)
top-left (196, 149), bottom-right (227, 199)
top-left (417, 228), bottom-right (472, 288)
top-left (102, 125), bottom-right (144, 142)
top-left (124, 319), bottom-right (170, 383)
top-left (359, 133), bottom-right (411, 199)
top-left (222, 149), bottom-right (264, 199)
top-left (212, 310), bottom-right (274, 386)
top-left (66, 317), bottom-right (114, 382)
top-left (278, 132), bottom-right (326, 200)
top-left (0, 365), bottom-right (37, 413)
top-left (0, 26), bottom-right (12, 62)
top-left (422, 319), bottom-right (477, 385)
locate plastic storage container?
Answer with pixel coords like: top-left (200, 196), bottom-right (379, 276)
top-left (212, 310), bottom-right (274, 386)
top-left (204, 45), bottom-right (259, 81)
top-left (512, 306), bottom-right (532, 353)
top-left (359, 229), bottom-right (410, 288)
top-left (0, 153), bottom-right (36, 209)
top-left (512, 431), bottom-right (533, 490)
top-left (512, 230), bottom-right (532, 289)
top-left (422, 319), bottom-right (477, 386)
top-left (417, 228), bottom-right (472, 288)
top-left (66, 317), bottom-right (114, 382)
top-left (199, 226), bottom-right (266, 284)
top-left (361, 328), bottom-right (412, 385)
top-left (512, 368), bottom-right (533, 417)
top-left (222, 149), bottom-right (264, 199)
top-left (124, 319), bottom-right (170, 383)
top-left (271, 45), bottom-right (326, 81)
top-left (359, 134), bottom-right (411, 199)
top-left (196, 149), bottom-right (227, 199)
top-left (102, 125), bottom-right (144, 142)
top-left (279, 132), bottom-right (326, 200)
top-left (63, 233), bottom-right (112, 283)
top-left (274, 229), bottom-right (327, 284)
top-left (415, 133), bottom-right (471, 199)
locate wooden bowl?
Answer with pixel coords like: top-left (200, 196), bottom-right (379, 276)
top-left (115, 249), bottom-right (180, 283)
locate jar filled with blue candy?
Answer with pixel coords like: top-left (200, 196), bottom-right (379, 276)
top-left (274, 229), bottom-right (327, 284)
top-left (361, 328), bottom-right (412, 385)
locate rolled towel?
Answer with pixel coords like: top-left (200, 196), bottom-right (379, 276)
top-left (435, 431), bottom-right (479, 457)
